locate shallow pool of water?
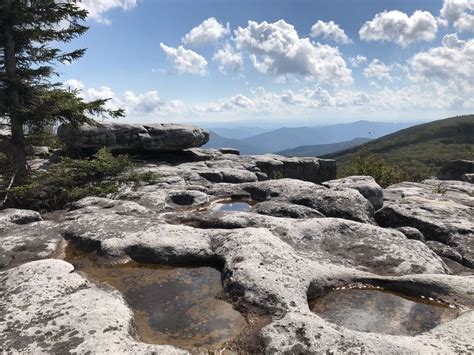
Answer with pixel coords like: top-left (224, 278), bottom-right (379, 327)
top-left (64, 245), bottom-right (246, 349)
top-left (208, 200), bottom-right (252, 212)
top-left (309, 287), bottom-right (460, 336)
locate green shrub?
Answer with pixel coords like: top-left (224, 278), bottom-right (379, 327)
top-left (432, 183), bottom-right (447, 195)
top-left (343, 155), bottom-right (407, 188)
top-left (270, 171), bottom-right (285, 180)
top-left (7, 148), bottom-right (135, 211)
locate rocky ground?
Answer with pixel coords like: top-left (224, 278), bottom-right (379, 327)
top-left (1, 123), bottom-right (473, 354)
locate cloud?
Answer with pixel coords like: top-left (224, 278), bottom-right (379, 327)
top-left (234, 20), bottom-right (352, 85)
top-left (440, 0), bottom-right (474, 32)
top-left (359, 10), bottom-right (438, 47)
top-left (310, 20), bottom-right (351, 44)
top-left (159, 43), bottom-right (208, 76)
top-left (410, 33), bottom-right (474, 82)
top-left (363, 59), bottom-right (394, 81)
top-left (182, 17), bottom-right (230, 47)
top-left (350, 55), bottom-right (368, 67)
top-left (123, 91), bottom-right (164, 113)
top-left (213, 44), bottom-right (244, 75)
top-left (62, 80), bottom-right (179, 115)
top-left (79, 0), bottom-right (137, 24)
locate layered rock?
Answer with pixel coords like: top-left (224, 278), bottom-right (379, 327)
top-left (376, 180), bottom-right (474, 267)
top-left (437, 159), bottom-right (474, 181)
top-left (57, 121), bottom-right (209, 152)
top-left (1, 142), bottom-right (473, 354)
top-left (323, 175), bottom-right (383, 210)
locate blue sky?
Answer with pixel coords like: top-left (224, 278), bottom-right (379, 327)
top-left (61, 0), bottom-right (474, 126)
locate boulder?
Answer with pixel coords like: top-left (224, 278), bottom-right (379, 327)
top-left (323, 175), bottom-right (383, 210)
top-left (376, 181), bottom-right (474, 268)
top-left (395, 226), bottom-right (425, 242)
top-left (57, 122), bottom-right (209, 152)
top-left (462, 173), bottom-right (474, 183)
top-left (252, 201), bottom-right (325, 219)
top-left (0, 208), bottom-right (42, 226)
top-left (0, 221), bottom-right (62, 270)
top-left (218, 148), bottom-right (240, 155)
top-left (437, 160), bottom-right (474, 181)
top-left (291, 188), bottom-right (375, 224)
top-left (252, 154), bottom-right (336, 183)
top-left (0, 259), bottom-right (181, 353)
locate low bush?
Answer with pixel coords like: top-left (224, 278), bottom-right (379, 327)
top-left (6, 148), bottom-right (136, 211)
top-left (342, 155), bottom-right (408, 188)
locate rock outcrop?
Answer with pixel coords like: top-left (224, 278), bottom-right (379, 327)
top-left (57, 121), bottom-right (209, 152)
top-left (1, 140), bottom-right (473, 354)
top-left (376, 179), bottom-right (474, 268)
top-left (437, 159), bottom-right (474, 181)
top-left (323, 175), bottom-right (383, 210)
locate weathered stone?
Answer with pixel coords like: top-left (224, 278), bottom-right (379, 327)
top-left (0, 259), bottom-right (184, 353)
top-left (57, 121), bottom-right (209, 152)
top-left (30, 145), bottom-right (50, 156)
top-left (377, 180), bottom-right (474, 268)
top-left (218, 148), bottom-right (240, 155)
top-left (395, 226), bottom-right (425, 242)
top-left (221, 169), bottom-right (258, 183)
top-left (253, 154), bottom-right (336, 183)
top-left (437, 159), bottom-right (474, 181)
top-left (0, 208), bottom-right (42, 231)
top-left (253, 201), bottom-right (325, 219)
top-left (168, 190), bottom-right (209, 206)
top-left (291, 187), bottom-right (375, 224)
top-left (0, 221), bottom-right (62, 270)
top-left (324, 175), bottom-right (383, 210)
top-left (462, 173), bottom-right (474, 183)
top-left (426, 241), bottom-right (464, 264)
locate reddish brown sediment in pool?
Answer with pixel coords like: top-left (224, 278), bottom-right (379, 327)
top-left (309, 286), bottom-right (461, 336)
top-left (62, 243), bottom-right (267, 351)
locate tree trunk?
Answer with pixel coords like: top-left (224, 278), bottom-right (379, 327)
top-left (3, 0), bottom-right (27, 182)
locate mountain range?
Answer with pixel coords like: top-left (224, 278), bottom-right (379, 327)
top-left (325, 115), bottom-right (474, 178)
top-left (204, 120), bottom-right (418, 155)
top-left (276, 138), bottom-right (372, 157)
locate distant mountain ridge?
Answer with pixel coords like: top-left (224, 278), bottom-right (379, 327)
top-left (204, 120), bottom-right (418, 154)
top-left (276, 138), bottom-right (372, 157)
top-left (325, 115), bottom-right (474, 178)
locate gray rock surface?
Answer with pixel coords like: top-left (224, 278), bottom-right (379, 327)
top-left (0, 221), bottom-right (62, 270)
top-left (437, 159), bottom-right (474, 181)
top-left (252, 201), bottom-right (325, 219)
top-left (323, 175), bottom-right (383, 210)
top-left (1, 144), bottom-right (473, 354)
top-left (0, 259), bottom-right (184, 353)
top-left (395, 226), bottom-right (425, 242)
top-left (377, 180), bottom-right (474, 268)
top-left (462, 173), bottom-right (474, 183)
top-left (57, 121), bottom-right (209, 152)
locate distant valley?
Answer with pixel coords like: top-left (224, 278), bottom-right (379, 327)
top-left (276, 138), bottom-right (372, 157)
top-left (203, 121), bottom-right (417, 155)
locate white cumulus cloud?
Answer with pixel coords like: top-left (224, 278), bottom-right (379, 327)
top-left (350, 55), bottom-right (368, 67)
top-left (213, 44), bottom-right (243, 75)
top-left (79, 0), bottom-right (137, 24)
top-left (234, 20), bottom-right (352, 85)
top-left (440, 0), bottom-right (474, 32)
top-left (410, 33), bottom-right (474, 82)
top-left (359, 10), bottom-right (438, 47)
top-left (363, 59), bottom-right (394, 81)
top-left (160, 43), bottom-right (208, 76)
top-left (310, 20), bottom-right (351, 44)
top-left (182, 17), bottom-right (230, 47)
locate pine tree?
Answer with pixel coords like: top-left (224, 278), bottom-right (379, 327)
top-left (0, 0), bottom-right (124, 183)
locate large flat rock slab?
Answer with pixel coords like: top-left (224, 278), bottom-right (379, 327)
top-left (57, 122), bottom-right (209, 152)
top-left (0, 259), bottom-right (184, 353)
top-left (377, 180), bottom-right (474, 268)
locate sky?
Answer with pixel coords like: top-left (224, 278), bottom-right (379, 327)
top-left (59, 0), bottom-right (474, 126)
